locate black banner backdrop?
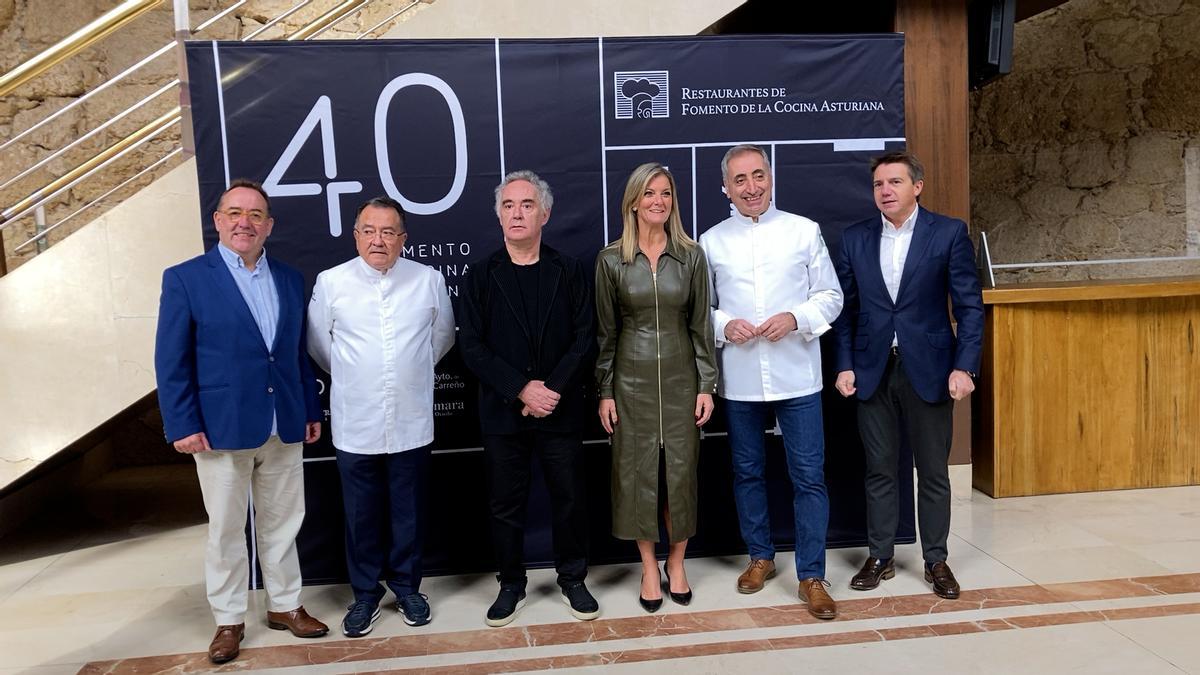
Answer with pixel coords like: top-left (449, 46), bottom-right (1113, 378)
top-left (185, 34), bottom-right (915, 585)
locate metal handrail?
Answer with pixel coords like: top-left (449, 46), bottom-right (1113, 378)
top-left (14, 148), bottom-right (185, 252)
top-left (0, 1), bottom-right (304, 232)
top-left (2, 0), bottom-right (428, 250)
top-left (287, 0), bottom-right (371, 40)
top-left (1, 108), bottom-right (182, 225)
top-left (245, 0), bottom-right (314, 40)
top-left (1, 80), bottom-right (178, 192)
top-left (193, 0), bottom-right (247, 32)
top-left (0, 0), bottom-right (162, 98)
top-left (356, 0), bottom-right (422, 39)
top-left (992, 256), bottom-right (1200, 269)
top-left (0, 42), bottom-right (174, 154)
top-left (1, 0), bottom-right (313, 155)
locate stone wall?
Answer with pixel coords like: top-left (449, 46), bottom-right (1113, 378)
top-left (0, 0), bottom-right (430, 274)
top-left (970, 0), bottom-right (1200, 282)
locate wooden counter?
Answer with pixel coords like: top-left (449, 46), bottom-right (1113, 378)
top-left (972, 277), bottom-right (1200, 497)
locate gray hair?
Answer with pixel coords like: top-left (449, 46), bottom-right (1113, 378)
top-left (494, 170), bottom-right (554, 216)
top-left (720, 144), bottom-right (772, 181)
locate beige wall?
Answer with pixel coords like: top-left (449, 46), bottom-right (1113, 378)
top-left (970, 0), bottom-right (1200, 283)
top-left (0, 160), bottom-right (202, 492)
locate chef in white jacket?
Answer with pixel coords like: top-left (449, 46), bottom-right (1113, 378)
top-left (308, 196), bottom-right (454, 637)
top-left (698, 145), bottom-right (843, 619)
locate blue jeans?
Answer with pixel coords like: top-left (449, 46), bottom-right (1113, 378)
top-left (724, 393), bottom-right (829, 579)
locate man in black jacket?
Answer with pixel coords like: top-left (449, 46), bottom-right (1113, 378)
top-left (457, 170), bottom-right (598, 627)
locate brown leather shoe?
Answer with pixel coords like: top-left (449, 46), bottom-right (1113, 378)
top-left (849, 556), bottom-right (895, 591)
top-left (266, 606), bottom-right (329, 637)
top-left (736, 558), bottom-right (776, 594)
top-left (208, 624), bottom-right (244, 664)
top-left (798, 577), bottom-right (837, 620)
top-left (924, 561), bottom-right (961, 599)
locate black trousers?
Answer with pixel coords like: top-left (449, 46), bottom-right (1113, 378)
top-left (483, 429), bottom-right (588, 589)
top-left (335, 446), bottom-right (430, 604)
top-left (858, 354), bottom-right (954, 563)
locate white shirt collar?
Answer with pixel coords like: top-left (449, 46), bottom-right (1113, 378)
top-left (217, 242), bottom-right (268, 272)
top-left (881, 205), bottom-right (919, 236)
top-left (729, 202), bottom-right (778, 226)
top-left (355, 255), bottom-right (396, 278)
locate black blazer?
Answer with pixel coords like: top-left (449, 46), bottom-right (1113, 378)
top-left (457, 244), bottom-right (596, 434)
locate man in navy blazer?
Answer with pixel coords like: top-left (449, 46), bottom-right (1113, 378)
top-left (155, 179), bottom-right (328, 664)
top-left (832, 152), bottom-right (984, 600)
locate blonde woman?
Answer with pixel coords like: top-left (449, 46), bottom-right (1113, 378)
top-left (595, 163), bottom-right (718, 612)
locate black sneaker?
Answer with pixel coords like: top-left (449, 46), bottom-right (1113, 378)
top-left (396, 592), bottom-right (431, 626)
top-left (485, 584), bottom-right (527, 627)
top-left (561, 582), bottom-right (600, 621)
top-left (341, 600), bottom-right (381, 637)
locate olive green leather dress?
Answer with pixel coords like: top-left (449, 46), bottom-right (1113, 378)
top-left (595, 236), bottom-right (718, 542)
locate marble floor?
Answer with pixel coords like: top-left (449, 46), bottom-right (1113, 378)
top-left (3, 464), bottom-right (1200, 674)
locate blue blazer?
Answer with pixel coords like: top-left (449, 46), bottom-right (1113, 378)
top-left (833, 208), bottom-right (984, 403)
top-left (154, 246), bottom-right (321, 449)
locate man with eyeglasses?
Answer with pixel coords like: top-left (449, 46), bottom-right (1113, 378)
top-left (155, 179), bottom-right (328, 665)
top-left (307, 196), bottom-right (455, 637)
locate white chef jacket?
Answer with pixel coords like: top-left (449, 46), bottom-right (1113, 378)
top-left (699, 205), bottom-right (843, 402)
top-left (307, 256), bottom-right (455, 454)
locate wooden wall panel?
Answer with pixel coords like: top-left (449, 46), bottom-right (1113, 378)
top-left (894, 0), bottom-right (970, 222)
top-left (894, 0), bottom-right (973, 463)
top-left (975, 288), bottom-right (1200, 496)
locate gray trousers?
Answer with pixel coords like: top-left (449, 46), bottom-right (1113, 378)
top-left (858, 354), bottom-right (954, 563)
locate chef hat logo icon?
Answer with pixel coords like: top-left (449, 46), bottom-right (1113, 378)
top-left (614, 71), bottom-right (669, 120)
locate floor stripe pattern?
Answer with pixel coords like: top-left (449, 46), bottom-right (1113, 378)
top-left (78, 572), bottom-right (1200, 674)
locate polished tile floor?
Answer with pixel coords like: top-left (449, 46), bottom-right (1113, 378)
top-left (3, 464), bottom-right (1200, 673)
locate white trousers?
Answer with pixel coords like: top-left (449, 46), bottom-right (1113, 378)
top-left (193, 437), bottom-right (305, 625)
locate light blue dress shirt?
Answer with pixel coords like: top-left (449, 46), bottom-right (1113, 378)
top-left (217, 243), bottom-right (281, 435)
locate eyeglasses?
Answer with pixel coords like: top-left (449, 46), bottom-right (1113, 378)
top-left (355, 228), bottom-right (405, 242)
top-left (218, 208), bottom-right (269, 225)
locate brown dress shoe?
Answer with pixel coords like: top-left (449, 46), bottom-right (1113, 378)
top-left (266, 606), bottom-right (329, 637)
top-left (208, 624), bottom-right (244, 664)
top-left (798, 578), bottom-right (838, 620)
top-left (737, 558), bottom-right (776, 594)
top-left (925, 561), bottom-right (961, 599)
top-left (849, 557), bottom-right (895, 591)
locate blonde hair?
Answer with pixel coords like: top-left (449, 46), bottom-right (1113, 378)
top-left (615, 163), bottom-right (695, 264)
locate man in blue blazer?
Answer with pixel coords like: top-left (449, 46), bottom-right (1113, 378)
top-left (833, 152), bottom-right (984, 600)
top-left (155, 179), bottom-right (328, 664)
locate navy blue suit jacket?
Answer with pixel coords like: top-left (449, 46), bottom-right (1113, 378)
top-left (154, 246), bottom-right (321, 449)
top-left (833, 208), bottom-right (984, 403)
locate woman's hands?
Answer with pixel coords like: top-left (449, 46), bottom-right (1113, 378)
top-left (600, 394), bottom-right (714, 434)
top-left (695, 393), bottom-right (714, 426)
top-left (598, 398), bottom-right (619, 434)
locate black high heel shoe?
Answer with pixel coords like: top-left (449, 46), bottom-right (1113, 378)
top-left (639, 572), bottom-right (664, 613)
top-left (663, 568), bottom-right (693, 606)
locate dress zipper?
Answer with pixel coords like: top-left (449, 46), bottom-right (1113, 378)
top-left (652, 265), bottom-right (664, 449)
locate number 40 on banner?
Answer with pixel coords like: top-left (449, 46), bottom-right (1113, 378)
top-left (261, 73), bottom-right (469, 236)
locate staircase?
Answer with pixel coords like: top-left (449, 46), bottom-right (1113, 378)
top-left (0, 0), bottom-right (747, 497)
